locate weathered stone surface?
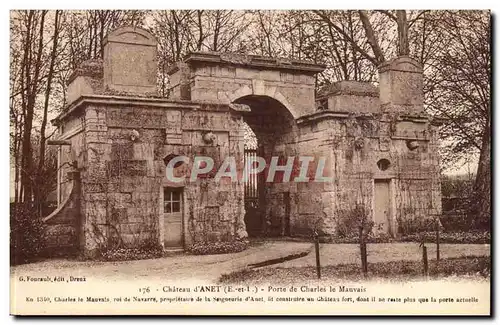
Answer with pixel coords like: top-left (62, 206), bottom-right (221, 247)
top-left (65, 59), bottom-right (104, 105)
top-left (103, 27), bottom-right (157, 95)
top-left (54, 31), bottom-right (440, 257)
top-left (378, 56), bottom-right (424, 113)
top-left (319, 81), bottom-right (380, 113)
top-left (107, 160), bottom-right (148, 177)
top-left (168, 52), bottom-right (324, 118)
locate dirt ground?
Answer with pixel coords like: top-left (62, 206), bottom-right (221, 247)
top-left (10, 241), bottom-right (490, 284)
top-left (10, 241), bottom-right (312, 283)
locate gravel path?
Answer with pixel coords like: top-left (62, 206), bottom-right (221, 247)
top-left (10, 241), bottom-right (312, 283)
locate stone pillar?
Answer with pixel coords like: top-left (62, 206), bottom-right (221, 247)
top-left (167, 62), bottom-right (192, 100)
top-left (318, 80), bottom-right (380, 113)
top-left (378, 56), bottom-right (423, 114)
top-left (103, 27), bottom-right (158, 95)
top-left (82, 106), bottom-right (110, 256)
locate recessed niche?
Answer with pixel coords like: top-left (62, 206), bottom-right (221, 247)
top-left (377, 159), bottom-right (391, 171)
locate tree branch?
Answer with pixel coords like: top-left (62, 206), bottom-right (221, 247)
top-left (358, 10), bottom-right (386, 64)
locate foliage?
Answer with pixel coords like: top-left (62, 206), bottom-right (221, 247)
top-left (400, 230), bottom-right (490, 244)
top-left (10, 203), bottom-right (46, 265)
top-left (425, 11), bottom-right (490, 169)
top-left (9, 10), bottom-right (491, 258)
top-left (80, 138), bottom-right (162, 257)
top-left (440, 213), bottom-right (473, 232)
top-left (187, 240), bottom-right (249, 255)
top-left (441, 174), bottom-right (474, 199)
top-left (336, 204), bottom-right (374, 240)
top-left (397, 216), bottom-right (438, 235)
top-left (319, 229), bottom-right (489, 244)
top-left (10, 10), bottom-right (145, 205)
top-left (97, 245), bottom-right (164, 262)
top-left (439, 174), bottom-right (490, 231)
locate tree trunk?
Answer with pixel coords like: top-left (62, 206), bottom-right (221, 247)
top-left (358, 10), bottom-right (386, 65)
top-left (473, 126), bottom-right (491, 228)
top-left (396, 10), bottom-right (410, 56)
top-left (21, 10), bottom-right (46, 202)
top-left (36, 10), bottom-right (60, 215)
top-left (19, 11), bottom-right (33, 203)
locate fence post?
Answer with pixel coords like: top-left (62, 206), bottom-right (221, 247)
top-left (422, 245), bottom-right (429, 278)
top-left (436, 216), bottom-right (440, 263)
top-left (314, 230), bottom-right (321, 279)
top-left (359, 226), bottom-right (368, 277)
top-left (361, 242), bottom-right (368, 276)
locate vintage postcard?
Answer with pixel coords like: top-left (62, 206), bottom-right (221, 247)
top-left (9, 9), bottom-right (491, 316)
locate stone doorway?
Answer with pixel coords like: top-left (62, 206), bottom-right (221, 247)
top-left (236, 95), bottom-right (297, 237)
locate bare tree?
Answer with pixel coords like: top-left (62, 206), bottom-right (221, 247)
top-left (36, 10), bottom-right (61, 211)
top-left (425, 11), bottom-right (490, 226)
top-left (10, 10), bottom-right (145, 207)
top-left (16, 10), bottom-right (47, 202)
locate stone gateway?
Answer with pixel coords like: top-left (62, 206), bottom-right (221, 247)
top-left (44, 27), bottom-right (441, 257)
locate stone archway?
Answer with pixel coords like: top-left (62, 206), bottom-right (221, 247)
top-left (233, 94), bottom-right (298, 237)
top-left (166, 52), bottom-right (326, 238)
top-left (226, 84), bottom-right (301, 120)
top-left (167, 51), bottom-right (324, 120)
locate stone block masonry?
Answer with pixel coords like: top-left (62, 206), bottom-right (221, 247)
top-left (49, 26), bottom-right (442, 257)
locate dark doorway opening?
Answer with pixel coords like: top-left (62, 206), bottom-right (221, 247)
top-left (236, 95), bottom-right (297, 238)
top-left (243, 148), bottom-right (262, 237)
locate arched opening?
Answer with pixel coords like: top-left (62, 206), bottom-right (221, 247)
top-left (235, 95), bottom-right (298, 237)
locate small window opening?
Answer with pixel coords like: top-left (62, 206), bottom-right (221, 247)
top-left (377, 159), bottom-right (391, 171)
top-left (164, 187), bottom-right (182, 213)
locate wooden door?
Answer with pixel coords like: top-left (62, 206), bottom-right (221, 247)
top-left (163, 187), bottom-right (183, 248)
top-left (374, 179), bottom-right (392, 235)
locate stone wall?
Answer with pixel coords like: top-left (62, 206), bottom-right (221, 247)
top-left (295, 75), bottom-right (441, 237)
top-left (68, 99), bottom-right (247, 255)
top-left (103, 27), bottom-right (157, 95)
top-left (378, 56), bottom-right (424, 114)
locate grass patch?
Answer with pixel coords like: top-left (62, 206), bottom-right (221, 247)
top-left (259, 231), bottom-right (491, 244)
top-left (219, 255), bottom-right (490, 284)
